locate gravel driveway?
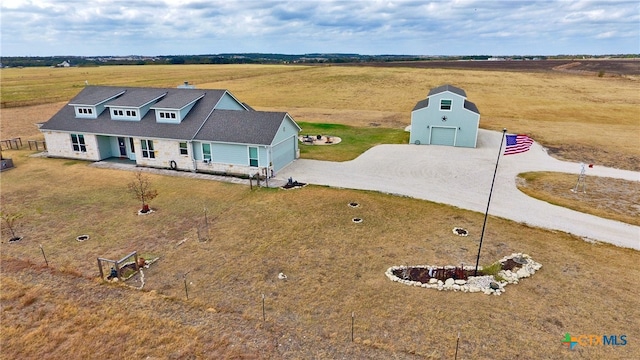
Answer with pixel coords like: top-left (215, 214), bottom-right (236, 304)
top-left (276, 129), bottom-right (640, 250)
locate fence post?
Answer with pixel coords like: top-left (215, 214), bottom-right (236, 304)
top-left (351, 312), bottom-right (355, 342)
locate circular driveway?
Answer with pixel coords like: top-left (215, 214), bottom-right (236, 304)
top-left (276, 129), bottom-right (640, 250)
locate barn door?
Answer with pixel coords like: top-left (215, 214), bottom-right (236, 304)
top-left (430, 127), bottom-right (456, 146)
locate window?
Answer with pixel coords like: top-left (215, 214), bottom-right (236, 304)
top-left (179, 142), bottom-right (188, 155)
top-left (249, 147), bottom-right (258, 167)
top-left (132, 110), bottom-right (136, 117)
top-left (440, 99), bottom-right (452, 111)
top-left (171, 113), bottom-right (176, 119)
top-left (71, 134), bottom-right (86, 152)
top-left (160, 112), bottom-right (165, 118)
top-left (141, 139), bottom-right (155, 159)
top-left (126, 110), bottom-right (132, 116)
top-left (129, 138), bottom-right (135, 153)
top-left (202, 144), bottom-right (212, 161)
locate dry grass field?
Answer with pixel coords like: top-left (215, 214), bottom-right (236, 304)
top-left (1, 63), bottom-right (639, 169)
top-left (1, 64), bottom-right (639, 358)
top-left (1, 154), bottom-right (639, 359)
top-left (517, 172), bottom-right (640, 226)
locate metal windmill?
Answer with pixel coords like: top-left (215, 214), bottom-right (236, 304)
top-left (571, 163), bottom-right (588, 193)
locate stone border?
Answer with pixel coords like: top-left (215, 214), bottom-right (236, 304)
top-left (385, 253), bottom-right (542, 296)
top-left (138, 208), bottom-right (155, 216)
top-left (452, 227), bottom-right (469, 236)
top-left (76, 234), bottom-right (90, 242)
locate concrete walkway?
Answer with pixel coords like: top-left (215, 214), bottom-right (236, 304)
top-left (275, 129), bottom-right (640, 250)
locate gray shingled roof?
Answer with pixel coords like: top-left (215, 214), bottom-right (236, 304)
top-left (106, 88), bottom-right (167, 107)
top-left (463, 100), bottom-right (480, 114)
top-left (412, 98), bottom-right (429, 111)
top-left (68, 87), bottom-right (126, 106)
top-left (40, 86), bottom-right (290, 145)
top-left (193, 110), bottom-right (287, 145)
top-left (151, 90), bottom-right (206, 109)
top-left (427, 84), bottom-right (467, 97)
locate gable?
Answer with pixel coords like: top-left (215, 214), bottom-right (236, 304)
top-left (271, 114), bottom-right (301, 145)
top-left (214, 92), bottom-right (248, 110)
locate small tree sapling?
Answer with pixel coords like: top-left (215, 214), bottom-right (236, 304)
top-left (127, 171), bottom-right (158, 213)
top-left (1, 211), bottom-right (24, 241)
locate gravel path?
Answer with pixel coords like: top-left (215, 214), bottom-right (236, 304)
top-left (276, 129), bottom-right (640, 250)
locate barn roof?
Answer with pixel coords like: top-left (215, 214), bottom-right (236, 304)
top-left (463, 100), bottom-right (479, 114)
top-left (412, 98), bottom-right (429, 111)
top-left (428, 84), bottom-right (467, 97)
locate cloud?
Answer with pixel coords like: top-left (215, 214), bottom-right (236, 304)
top-left (1, 0), bottom-right (638, 56)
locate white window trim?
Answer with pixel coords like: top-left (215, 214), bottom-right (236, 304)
top-left (108, 107), bottom-right (141, 121)
top-left (440, 99), bottom-right (453, 111)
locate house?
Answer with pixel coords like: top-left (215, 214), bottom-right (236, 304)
top-left (39, 85), bottom-right (301, 177)
top-left (409, 84), bottom-right (480, 148)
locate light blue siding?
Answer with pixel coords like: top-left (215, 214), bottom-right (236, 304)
top-left (179, 102), bottom-right (197, 119)
top-left (192, 141), bottom-right (203, 159)
top-left (212, 143), bottom-right (248, 164)
top-left (410, 91), bottom-right (479, 148)
top-left (96, 135), bottom-right (114, 159)
top-left (272, 115), bottom-right (299, 144)
top-left (139, 101), bottom-right (156, 118)
top-left (215, 93), bottom-right (246, 110)
top-left (272, 136), bottom-right (296, 172)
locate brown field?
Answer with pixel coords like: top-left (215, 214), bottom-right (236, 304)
top-left (1, 63), bottom-right (638, 170)
top-left (343, 59), bottom-right (640, 77)
top-left (1, 155), bottom-right (639, 359)
top-left (1, 64), bottom-right (639, 359)
top-left (517, 172), bottom-right (640, 226)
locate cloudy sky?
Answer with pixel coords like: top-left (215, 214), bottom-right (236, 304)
top-left (1, 0), bottom-right (638, 56)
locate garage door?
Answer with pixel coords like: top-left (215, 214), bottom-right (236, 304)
top-left (272, 136), bottom-right (296, 172)
top-left (430, 127), bottom-right (456, 146)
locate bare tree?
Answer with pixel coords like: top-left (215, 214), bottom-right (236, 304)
top-left (127, 171), bottom-right (158, 213)
top-left (1, 211), bottom-right (24, 241)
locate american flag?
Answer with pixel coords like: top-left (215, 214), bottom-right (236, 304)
top-left (504, 134), bottom-right (533, 155)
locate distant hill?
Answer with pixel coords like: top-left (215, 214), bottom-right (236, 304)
top-left (1, 53), bottom-right (636, 68)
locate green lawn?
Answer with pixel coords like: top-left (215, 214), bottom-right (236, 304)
top-left (298, 122), bottom-right (409, 161)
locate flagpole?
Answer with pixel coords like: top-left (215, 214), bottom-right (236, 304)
top-left (474, 128), bottom-right (507, 276)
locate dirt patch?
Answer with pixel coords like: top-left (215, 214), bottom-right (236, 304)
top-left (545, 144), bottom-right (640, 172)
top-left (335, 59), bottom-right (640, 76)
